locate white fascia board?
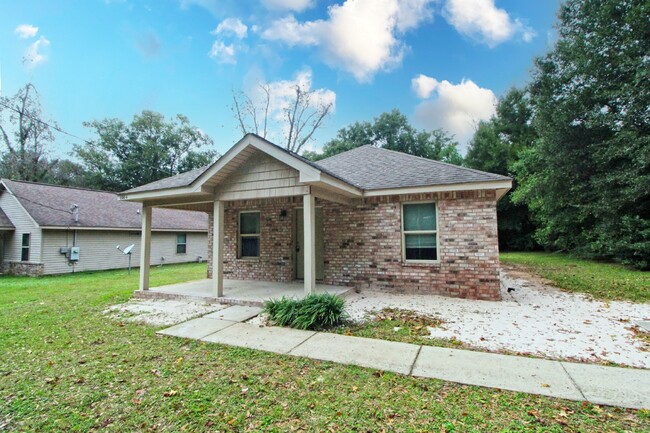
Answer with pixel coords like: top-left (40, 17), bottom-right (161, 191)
top-left (119, 186), bottom-right (202, 202)
top-left (362, 180), bottom-right (513, 197)
top-left (40, 226), bottom-right (207, 233)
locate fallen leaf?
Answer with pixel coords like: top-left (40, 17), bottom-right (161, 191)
top-left (163, 390), bottom-right (177, 397)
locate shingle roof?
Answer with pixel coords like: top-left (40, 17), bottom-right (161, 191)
top-left (123, 136), bottom-right (510, 195)
top-left (126, 165), bottom-right (209, 194)
top-left (316, 146), bottom-right (510, 190)
top-left (0, 208), bottom-right (14, 230)
top-left (1, 179), bottom-right (207, 231)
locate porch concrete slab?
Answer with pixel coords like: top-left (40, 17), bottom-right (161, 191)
top-left (289, 332), bottom-right (420, 375)
top-left (201, 323), bottom-right (315, 354)
top-left (204, 305), bottom-right (262, 322)
top-left (140, 278), bottom-right (353, 306)
top-left (561, 362), bottom-right (650, 409)
top-left (157, 317), bottom-right (236, 340)
top-left (412, 346), bottom-right (583, 401)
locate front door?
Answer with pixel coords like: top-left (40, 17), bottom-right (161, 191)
top-left (295, 208), bottom-right (324, 280)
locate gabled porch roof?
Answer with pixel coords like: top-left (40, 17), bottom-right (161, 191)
top-left (120, 134), bottom-right (362, 211)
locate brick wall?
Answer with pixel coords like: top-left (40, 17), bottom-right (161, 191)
top-left (321, 190), bottom-right (500, 300)
top-left (207, 197), bottom-right (299, 282)
top-left (207, 190), bottom-right (501, 300)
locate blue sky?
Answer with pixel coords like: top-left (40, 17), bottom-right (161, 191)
top-left (0, 0), bottom-right (560, 158)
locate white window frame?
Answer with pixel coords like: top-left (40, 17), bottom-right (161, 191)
top-left (238, 210), bottom-right (261, 259)
top-left (176, 233), bottom-right (187, 254)
top-left (401, 201), bottom-right (439, 263)
top-left (21, 233), bottom-right (30, 262)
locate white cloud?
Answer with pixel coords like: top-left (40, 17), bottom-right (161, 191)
top-left (208, 40), bottom-right (236, 64)
top-left (411, 74), bottom-right (438, 99)
top-left (212, 17), bottom-right (248, 39)
top-left (413, 76), bottom-right (497, 150)
top-left (262, 0), bottom-right (435, 82)
top-left (23, 36), bottom-right (50, 68)
top-left (15, 24), bottom-right (39, 39)
top-left (261, 0), bottom-right (314, 12)
top-left (443, 0), bottom-right (535, 47)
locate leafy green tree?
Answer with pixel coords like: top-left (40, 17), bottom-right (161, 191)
top-left (0, 83), bottom-right (58, 181)
top-left (43, 159), bottom-right (89, 188)
top-left (308, 109), bottom-right (463, 165)
top-left (76, 111), bottom-right (218, 191)
top-left (514, 0), bottom-right (650, 269)
top-left (465, 88), bottom-right (538, 251)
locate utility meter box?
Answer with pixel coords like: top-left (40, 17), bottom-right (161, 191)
top-left (69, 246), bottom-right (81, 261)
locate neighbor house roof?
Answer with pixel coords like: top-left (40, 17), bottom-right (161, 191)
top-left (124, 133), bottom-right (511, 197)
top-left (316, 145), bottom-right (510, 190)
top-left (0, 179), bottom-right (207, 231)
top-left (0, 208), bottom-right (14, 230)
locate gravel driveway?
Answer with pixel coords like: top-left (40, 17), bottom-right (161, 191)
top-left (345, 267), bottom-right (650, 368)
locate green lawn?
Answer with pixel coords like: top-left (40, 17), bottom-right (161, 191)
top-left (1, 264), bottom-right (648, 431)
top-left (500, 252), bottom-right (650, 303)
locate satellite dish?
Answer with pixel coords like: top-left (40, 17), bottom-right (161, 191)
top-left (123, 244), bottom-right (135, 255)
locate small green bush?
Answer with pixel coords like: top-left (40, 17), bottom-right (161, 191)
top-left (264, 293), bottom-right (346, 330)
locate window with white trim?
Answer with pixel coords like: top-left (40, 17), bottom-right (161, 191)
top-left (176, 233), bottom-right (187, 254)
top-left (402, 202), bottom-right (437, 261)
top-left (239, 211), bottom-right (260, 258)
top-left (21, 233), bottom-right (30, 262)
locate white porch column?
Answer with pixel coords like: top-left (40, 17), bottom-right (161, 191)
top-left (139, 205), bottom-right (152, 291)
top-left (212, 200), bottom-right (225, 297)
top-left (303, 193), bottom-right (316, 295)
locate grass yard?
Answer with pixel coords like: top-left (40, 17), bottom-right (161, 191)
top-left (500, 252), bottom-right (650, 303)
top-left (1, 264), bottom-right (648, 432)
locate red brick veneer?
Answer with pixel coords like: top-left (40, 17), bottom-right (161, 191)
top-left (207, 190), bottom-right (501, 300)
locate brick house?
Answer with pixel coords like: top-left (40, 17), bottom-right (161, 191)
top-left (121, 134), bottom-right (512, 300)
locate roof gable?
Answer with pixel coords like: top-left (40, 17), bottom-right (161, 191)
top-left (123, 133), bottom-right (360, 198)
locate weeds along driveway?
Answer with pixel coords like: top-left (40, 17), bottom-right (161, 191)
top-left (345, 268), bottom-right (650, 368)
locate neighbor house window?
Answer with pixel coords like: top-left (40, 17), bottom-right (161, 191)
top-left (239, 211), bottom-right (260, 258)
top-left (176, 233), bottom-right (187, 254)
top-left (21, 233), bottom-right (30, 262)
top-left (402, 202), bottom-right (437, 261)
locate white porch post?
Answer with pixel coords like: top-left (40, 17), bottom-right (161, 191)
top-left (139, 205), bottom-right (152, 291)
top-left (303, 193), bottom-right (316, 295)
top-left (212, 200), bottom-right (225, 297)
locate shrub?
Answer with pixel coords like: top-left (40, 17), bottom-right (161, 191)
top-left (264, 293), bottom-right (346, 330)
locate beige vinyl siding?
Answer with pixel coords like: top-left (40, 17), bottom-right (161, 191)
top-left (213, 152), bottom-right (302, 200)
top-left (41, 229), bottom-right (207, 275)
top-left (0, 192), bottom-right (42, 263)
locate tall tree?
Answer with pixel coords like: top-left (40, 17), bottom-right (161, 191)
top-left (0, 83), bottom-right (58, 181)
top-left (76, 110), bottom-right (218, 192)
top-left (307, 109), bottom-right (463, 165)
top-left (232, 83), bottom-right (333, 154)
top-left (514, 0), bottom-right (650, 269)
top-left (465, 88), bottom-right (538, 251)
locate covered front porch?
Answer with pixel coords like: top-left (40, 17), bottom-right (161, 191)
top-left (122, 134), bottom-right (361, 301)
top-left (134, 278), bottom-right (353, 307)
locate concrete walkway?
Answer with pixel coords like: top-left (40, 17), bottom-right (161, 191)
top-left (158, 307), bottom-right (650, 410)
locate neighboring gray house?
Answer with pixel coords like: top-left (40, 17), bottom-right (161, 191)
top-left (0, 179), bottom-right (208, 276)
